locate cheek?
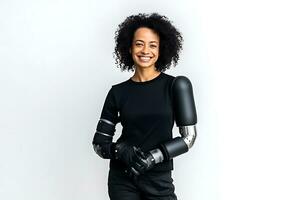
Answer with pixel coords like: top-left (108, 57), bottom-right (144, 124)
top-left (132, 47), bottom-right (141, 56)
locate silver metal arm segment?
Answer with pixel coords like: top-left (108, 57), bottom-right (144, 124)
top-left (149, 148), bottom-right (164, 164)
top-left (179, 124), bottom-right (197, 149)
top-left (100, 118), bottom-right (115, 126)
top-left (149, 124), bottom-right (197, 164)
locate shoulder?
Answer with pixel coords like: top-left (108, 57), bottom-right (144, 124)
top-left (107, 78), bottom-right (131, 100)
top-left (111, 80), bottom-right (128, 90)
top-left (162, 72), bottom-right (192, 83)
top-left (171, 75), bottom-right (193, 91)
top-left (173, 75), bottom-right (191, 83)
top-left (160, 72), bottom-right (176, 86)
top-left (160, 72), bottom-right (192, 85)
top-left (161, 72), bottom-right (175, 79)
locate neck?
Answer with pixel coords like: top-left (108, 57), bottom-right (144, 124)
top-left (131, 67), bottom-right (161, 82)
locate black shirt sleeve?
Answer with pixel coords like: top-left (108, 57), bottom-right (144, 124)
top-left (92, 87), bottom-right (119, 159)
top-left (100, 87), bottom-right (119, 124)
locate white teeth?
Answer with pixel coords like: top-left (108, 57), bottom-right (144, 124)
top-left (139, 56), bottom-right (151, 61)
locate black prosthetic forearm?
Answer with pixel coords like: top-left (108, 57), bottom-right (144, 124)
top-left (159, 137), bottom-right (188, 160)
top-left (92, 118), bottom-right (116, 159)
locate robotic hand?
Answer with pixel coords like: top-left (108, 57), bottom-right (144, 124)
top-left (115, 144), bottom-right (163, 177)
top-left (129, 147), bottom-right (161, 176)
top-left (114, 142), bottom-right (147, 177)
top-left (114, 142), bottom-right (136, 167)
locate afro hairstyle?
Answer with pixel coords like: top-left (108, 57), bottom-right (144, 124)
top-left (114, 13), bottom-right (183, 72)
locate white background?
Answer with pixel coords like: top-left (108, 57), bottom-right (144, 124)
top-left (0, 0), bottom-right (299, 200)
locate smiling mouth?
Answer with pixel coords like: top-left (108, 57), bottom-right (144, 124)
top-left (138, 56), bottom-right (152, 62)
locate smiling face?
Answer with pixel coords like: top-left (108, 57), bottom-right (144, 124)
top-left (130, 27), bottom-right (160, 70)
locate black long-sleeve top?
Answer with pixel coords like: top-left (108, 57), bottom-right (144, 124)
top-left (99, 72), bottom-right (176, 171)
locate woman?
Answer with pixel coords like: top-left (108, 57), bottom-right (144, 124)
top-left (92, 13), bottom-right (197, 200)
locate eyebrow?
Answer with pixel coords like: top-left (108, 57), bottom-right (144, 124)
top-left (135, 40), bottom-right (159, 44)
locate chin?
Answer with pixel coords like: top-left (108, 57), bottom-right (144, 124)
top-left (136, 63), bottom-right (155, 69)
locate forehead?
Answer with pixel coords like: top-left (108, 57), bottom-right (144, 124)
top-left (133, 27), bottom-right (160, 42)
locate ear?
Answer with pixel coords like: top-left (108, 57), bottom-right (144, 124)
top-left (129, 48), bottom-right (131, 54)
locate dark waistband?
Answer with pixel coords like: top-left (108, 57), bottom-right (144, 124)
top-left (109, 159), bottom-right (173, 172)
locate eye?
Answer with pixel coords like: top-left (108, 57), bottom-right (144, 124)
top-left (150, 44), bottom-right (157, 48)
top-left (135, 43), bottom-right (143, 47)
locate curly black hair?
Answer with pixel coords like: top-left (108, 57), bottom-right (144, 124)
top-left (114, 13), bottom-right (183, 72)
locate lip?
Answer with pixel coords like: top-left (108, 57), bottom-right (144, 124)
top-left (138, 55), bottom-right (153, 58)
top-left (137, 55), bottom-right (153, 62)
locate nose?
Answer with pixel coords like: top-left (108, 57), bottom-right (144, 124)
top-left (141, 45), bottom-right (150, 54)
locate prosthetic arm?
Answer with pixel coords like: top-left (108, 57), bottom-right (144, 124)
top-left (92, 87), bottom-right (137, 164)
top-left (93, 117), bottom-right (147, 178)
top-left (92, 118), bottom-right (117, 159)
top-left (159, 76), bottom-right (197, 159)
top-left (131, 76), bottom-right (197, 174)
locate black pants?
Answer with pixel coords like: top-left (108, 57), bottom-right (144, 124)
top-left (108, 168), bottom-right (177, 200)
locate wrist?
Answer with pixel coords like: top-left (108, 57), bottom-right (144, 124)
top-left (149, 148), bottom-right (164, 164)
